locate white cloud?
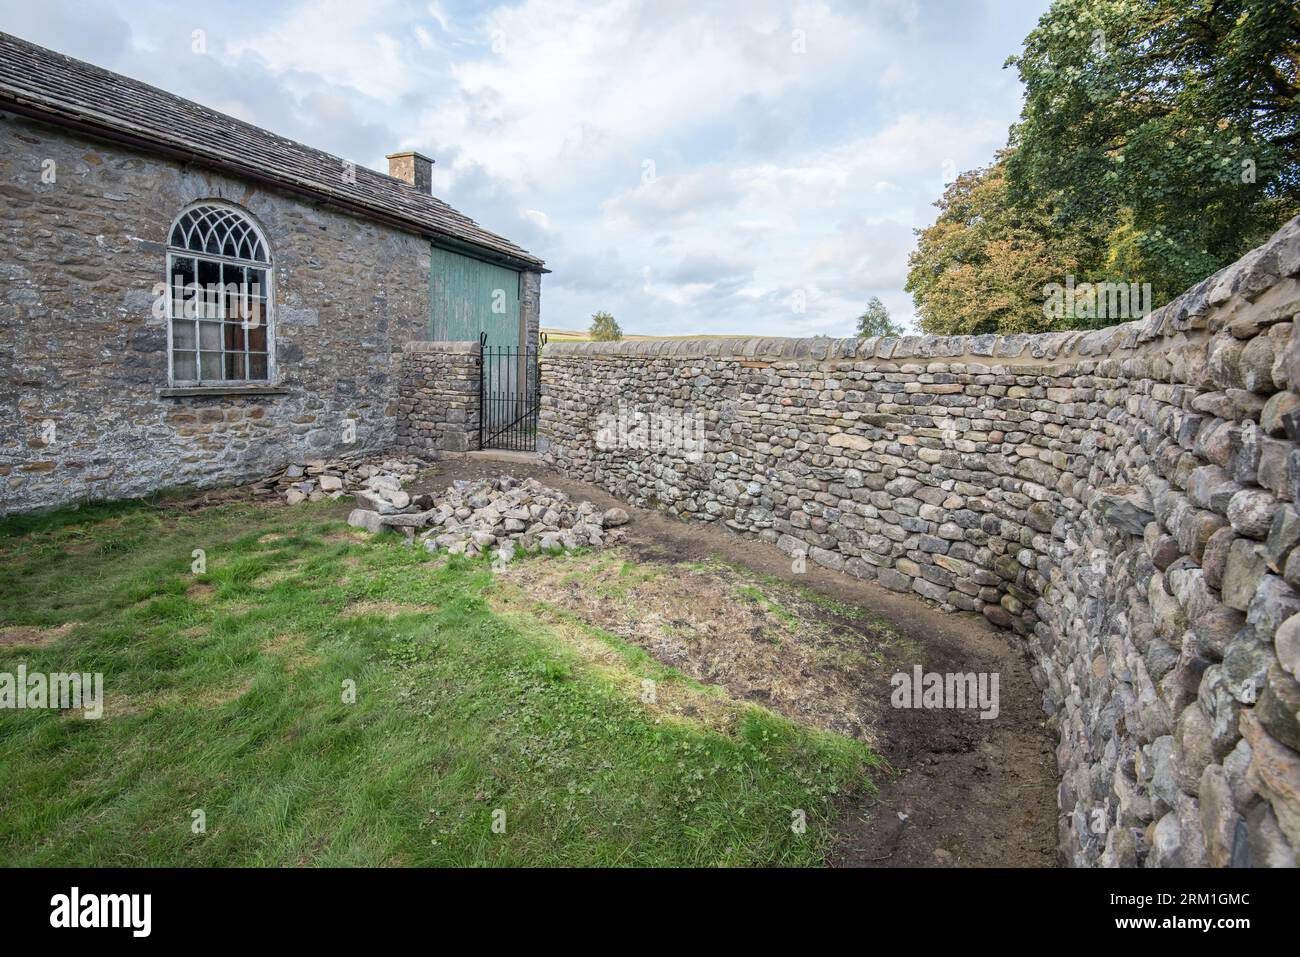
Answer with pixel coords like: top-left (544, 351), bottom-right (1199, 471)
top-left (226, 0), bottom-right (422, 104)
top-left (0, 0), bottom-right (1051, 335)
top-left (603, 167), bottom-right (746, 230)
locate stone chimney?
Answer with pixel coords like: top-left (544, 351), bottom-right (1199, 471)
top-left (386, 151), bottom-right (434, 193)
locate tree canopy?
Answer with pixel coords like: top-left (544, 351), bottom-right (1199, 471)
top-left (906, 157), bottom-right (1111, 334)
top-left (856, 297), bottom-right (903, 337)
top-left (588, 311), bottom-right (623, 341)
top-left (908, 0), bottom-right (1300, 334)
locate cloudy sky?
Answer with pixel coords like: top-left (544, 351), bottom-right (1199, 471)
top-left (1, 0), bottom-right (1050, 335)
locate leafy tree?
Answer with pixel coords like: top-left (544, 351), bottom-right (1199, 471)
top-left (855, 297), bottom-right (903, 336)
top-left (906, 157), bottom-right (1111, 334)
top-left (1006, 0), bottom-right (1300, 302)
top-left (588, 311), bottom-right (622, 341)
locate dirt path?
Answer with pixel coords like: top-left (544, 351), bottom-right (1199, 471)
top-left (417, 453), bottom-right (1060, 868)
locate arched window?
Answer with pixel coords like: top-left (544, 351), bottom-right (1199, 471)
top-left (166, 202), bottom-right (273, 384)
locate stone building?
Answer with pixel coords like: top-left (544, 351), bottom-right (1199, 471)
top-left (0, 32), bottom-right (544, 514)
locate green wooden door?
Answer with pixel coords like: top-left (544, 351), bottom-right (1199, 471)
top-left (429, 245), bottom-right (521, 349)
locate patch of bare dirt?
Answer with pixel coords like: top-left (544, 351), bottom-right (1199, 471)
top-left (253, 562), bottom-right (304, 588)
top-left (186, 582), bottom-right (216, 602)
top-left (101, 676), bottom-right (255, 719)
top-left (261, 633), bottom-right (322, 673)
top-left (497, 550), bottom-right (911, 746)
top-left (490, 590), bottom-right (742, 735)
top-left (153, 485), bottom-right (276, 513)
top-left (342, 601), bottom-right (436, 618)
top-left (0, 621), bottom-right (77, 648)
top-left (425, 453), bottom-right (1060, 868)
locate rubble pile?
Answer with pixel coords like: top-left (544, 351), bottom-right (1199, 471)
top-left (346, 475), bottom-right (631, 561)
top-left (252, 453), bottom-right (424, 504)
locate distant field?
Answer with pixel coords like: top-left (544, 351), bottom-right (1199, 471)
top-left (542, 328), bottom-right (758, 343)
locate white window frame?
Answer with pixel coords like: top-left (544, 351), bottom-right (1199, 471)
top-left (165, 201), bottom-right (276, 386)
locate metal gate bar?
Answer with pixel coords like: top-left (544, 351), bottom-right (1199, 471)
top-left (479, 332), bottom-right (544, 451)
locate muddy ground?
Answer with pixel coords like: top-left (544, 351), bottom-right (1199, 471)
top-left (497, 549), bottom-right (913, 746)
top-left (416, 453), bottom-right (1060, 868)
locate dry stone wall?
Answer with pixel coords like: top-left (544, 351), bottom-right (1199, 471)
top-left (396, 341), bottom-right (481, 453)
top-left (539, 216), bottom-right (1300, 868)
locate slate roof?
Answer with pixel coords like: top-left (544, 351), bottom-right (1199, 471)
top-left (0, 31), bottom-right (543, 269)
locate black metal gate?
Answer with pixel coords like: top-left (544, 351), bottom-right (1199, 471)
top-left (479, 332), bottom-right (544, 451)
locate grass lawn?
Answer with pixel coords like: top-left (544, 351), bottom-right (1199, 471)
top-left (0, 497), bottom-right (879, 866)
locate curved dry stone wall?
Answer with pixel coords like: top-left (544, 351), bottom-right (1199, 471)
top-left (539, 216), bottom-right (1300, 868)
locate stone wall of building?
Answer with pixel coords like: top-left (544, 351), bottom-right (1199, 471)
top-left (0, 111), bottom-right (431, 514)
top-left (521, 270), bottom-right (542, 347)
top-left (539, 216), bottom-right (1300, 867)
top-left (396, 340), bottom-right (481, 453)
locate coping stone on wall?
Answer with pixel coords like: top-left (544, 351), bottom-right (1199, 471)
top-left (402, 339), bottom-right (480, 354)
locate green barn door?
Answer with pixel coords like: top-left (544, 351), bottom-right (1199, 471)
top-left (429, 245), bottom-right (521, 349)
top-left (430, 244), bottom-right (536, 448)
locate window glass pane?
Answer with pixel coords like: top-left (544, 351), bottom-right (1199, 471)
top-left (198, 321), bottom-right (222, 351)
top-left (197, 258), bottom-right (220, 286)
top-left (199, 352), bottom-right (222, 380)
top-left (172, 322), bottom-right (196, 349)
top-left (243, 299), bottom-right (265, 333)
top-left (227, 286), bottom-right (247, 324)
top-left (225, 352), bottom-right (246, 379)
top-left (169, 256), bottom-right (195, 317)
top-left (246, 268), bottom-right (267, 301)
top-left (248, 354), bottom-right (268, 380)
top-left (222, 264), bottom-right (246, 322)
top-left (197, 259), bottom-right (222, 318)
top-left (247, 322), bottom-right (267, 351)
top-left (173, 350), bottom-right (196, 380)
top-left (223, 322), bottom-right (245, 351)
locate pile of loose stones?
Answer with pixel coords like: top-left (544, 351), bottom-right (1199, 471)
top-left (346, 474), bottom-right (631, 562)
top-left (255, 453), bottom-right (425, 504)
